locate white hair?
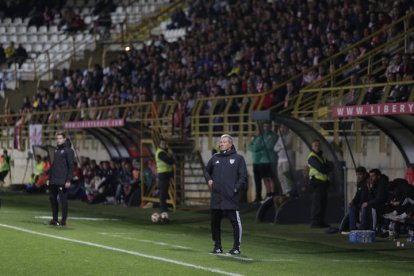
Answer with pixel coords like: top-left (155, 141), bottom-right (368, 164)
top-left (220, 134), bottom-right (233, 144)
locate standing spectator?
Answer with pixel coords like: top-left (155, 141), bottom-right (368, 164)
top-left (155, 139), bottom-right (175, 215)
top-left (307, 139), bottom-right (331, 228)
top-left (248, 122), bottom-right (277, 203)
top-left (0, 149), bottom-right (10, 185)
top-left (46, 132), bottom-right (75, 226)
top-left (204, 134), bottom-right (248, 255)
top-left (273, 124), bottom-right (295, 197)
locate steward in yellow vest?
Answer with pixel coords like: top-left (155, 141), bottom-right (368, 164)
top-left (155, 139), bottom-right (175, 214)
top-left (307, 139), bottom-right (331, 228)
top-left (0, 149), bottom-right (10, 184)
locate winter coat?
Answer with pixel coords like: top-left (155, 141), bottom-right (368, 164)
top-left (248, 131), bottom-right (277, 164)
top-left (49, 140), bottom-right (75, 185)
top-left (204, 145), bottom-right (248, 210)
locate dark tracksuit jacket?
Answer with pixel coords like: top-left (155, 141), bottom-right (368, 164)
top-left (48, 139), bottom-right (75, 223)
top-left (204, 145), bottom-right (248, 248)
top-left (49, 140), bottom-right (75, 186)
top-left (204, 146), bottom-right (248, 210)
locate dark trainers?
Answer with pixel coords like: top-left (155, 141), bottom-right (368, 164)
top-left (228, 247), bottom-right (241, 255)
top-left (211, 246), bottom-right (223, 254)
top-left (48, 220), bottom-right (60, 226)
top-left (60, 220), bottom-right (66, 226)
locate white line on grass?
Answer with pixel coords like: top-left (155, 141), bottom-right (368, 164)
top-left (99, 232), bottom-right (193, 250)
top-left (0, 223), bottom-right (242, 276)
top-left (210, 253), bottom-right (254, 262)
top-left (34, 216), bottom-right (120, 221)
top-left (99, 232), bottom-right (254, 261)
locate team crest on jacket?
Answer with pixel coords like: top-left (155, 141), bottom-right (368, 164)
top-left (230, 159), bottom-right (235, 164)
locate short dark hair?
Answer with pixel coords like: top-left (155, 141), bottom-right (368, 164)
top-left (56, 131), bottom-right (66, 138)
top-left (355, 166), bottom-right (367, 174)
top-left (369, 168), bottom-right (381, 176)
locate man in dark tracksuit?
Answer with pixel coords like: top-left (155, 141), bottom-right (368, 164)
top-left (204, 134), bottom-right (248, 255)
top-left (47, 132), bottom-right (75, 226)
top-left (360, 168), bottom-right (388, 230)
top-left (155, 139), bottom-right (175, 214)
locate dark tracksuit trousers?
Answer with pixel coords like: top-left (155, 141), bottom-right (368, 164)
top-left (253, 164), bottom-right (262, 200)
top-left (49, 185), bottom-right (68, 222)
top-left (211, 209), bottom-right (242, 248)
top-left (310, 179), bottom-right (329, 226)
top-left (159, 172), bottom-right (173, 212)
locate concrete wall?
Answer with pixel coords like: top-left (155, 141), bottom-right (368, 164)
top-left (4, 135), bottom-right (407, 205)
top-left (196, 135), bottom-right (406, 203)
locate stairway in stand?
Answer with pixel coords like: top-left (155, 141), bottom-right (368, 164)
top-left (167, 138), bottom-right (210, 207)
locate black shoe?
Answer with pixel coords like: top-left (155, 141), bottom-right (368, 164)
top-left (48, 220), bottom-right (60, 226)
top-left (310, 223), bottom-right (331, 228)
top-left (211, 246), bottom-right (223, 254)
top-left (228, 247), bottom-right (241, 255)
top-left (60, 220), bottom-right (66, 226)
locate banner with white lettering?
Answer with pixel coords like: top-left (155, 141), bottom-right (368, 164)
top-left (64, 119), bottom-right (125, 129)
top-left (332, 102), bottom-right (414, 118)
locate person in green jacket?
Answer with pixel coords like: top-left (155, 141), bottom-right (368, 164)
top-left (0, 149), bottom-right (10, 185)
top-left (248, 122), bottom-right (278, 203)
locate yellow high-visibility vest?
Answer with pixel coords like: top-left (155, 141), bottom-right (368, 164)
top-left (155, 148), bottom-right (173, 173)
top-left (307, 151), bottom-right (329, 181)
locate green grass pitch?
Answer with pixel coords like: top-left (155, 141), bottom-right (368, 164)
top-left (1, 190), bottom-right (413, 275)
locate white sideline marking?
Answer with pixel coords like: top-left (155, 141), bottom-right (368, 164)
top-left (0, 223), bottom-right (242, 276)
top-left (210, 253), bottom-right (254, 262)
top-left (99, 232), bottom-right (254, 261)
top-left (34, 216), bottom-right (120, 221)
top-left (98, 232), bottom-right (192, 250)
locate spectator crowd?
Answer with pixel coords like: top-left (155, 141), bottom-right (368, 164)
top-left (5, 0), bottom-right (411, 135)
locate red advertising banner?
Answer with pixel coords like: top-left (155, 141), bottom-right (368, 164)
top-left (332, 102), bottom-right (414, 118)
top-left (64, 119), bottom-right (125, 129)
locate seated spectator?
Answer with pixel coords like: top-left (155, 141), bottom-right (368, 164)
top-left (93, 11), bottom-right (112, 37)
top-left (381, 178), bottom-right (414, 237)
top-left (115, 160), bottom-right (138, 205)
top-left (345, 73), bottom-right (362, 105)
top-left (90, 160), bottom-right (118, 204)
top-left (67, 163), bottom-right (86, 200)
top-left (340, 166), bottom-right (370, 232)
top-left (167, 8), bottom-right (191, 30)
top-left (359, 169), bottom-right (389, 231)
top-left (0, 43), bottom-right (6, 65)
top-left (364, 75), bottom-right (382, 104)
top-left (15, 44), bottom-right (29, 68)
top-left (65, 14), bottom-right (85, 33)
top-left (26, 155), bottom-right (50, 193)
top-left (5, 42), bottom-right (16, 67)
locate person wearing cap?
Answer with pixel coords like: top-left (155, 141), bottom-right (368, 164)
top-left (204, 134), bottom-right (248, 255)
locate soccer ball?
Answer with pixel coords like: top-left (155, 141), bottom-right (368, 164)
top-left (151, 212), bottom-right (160, 223)
top-left (160, 212), bottom-right (169, 222)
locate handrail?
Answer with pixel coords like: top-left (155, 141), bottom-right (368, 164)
top-left (269, 11), bottom-right (414, 113)
top-left (0, 100), bottom-right (180, 136)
